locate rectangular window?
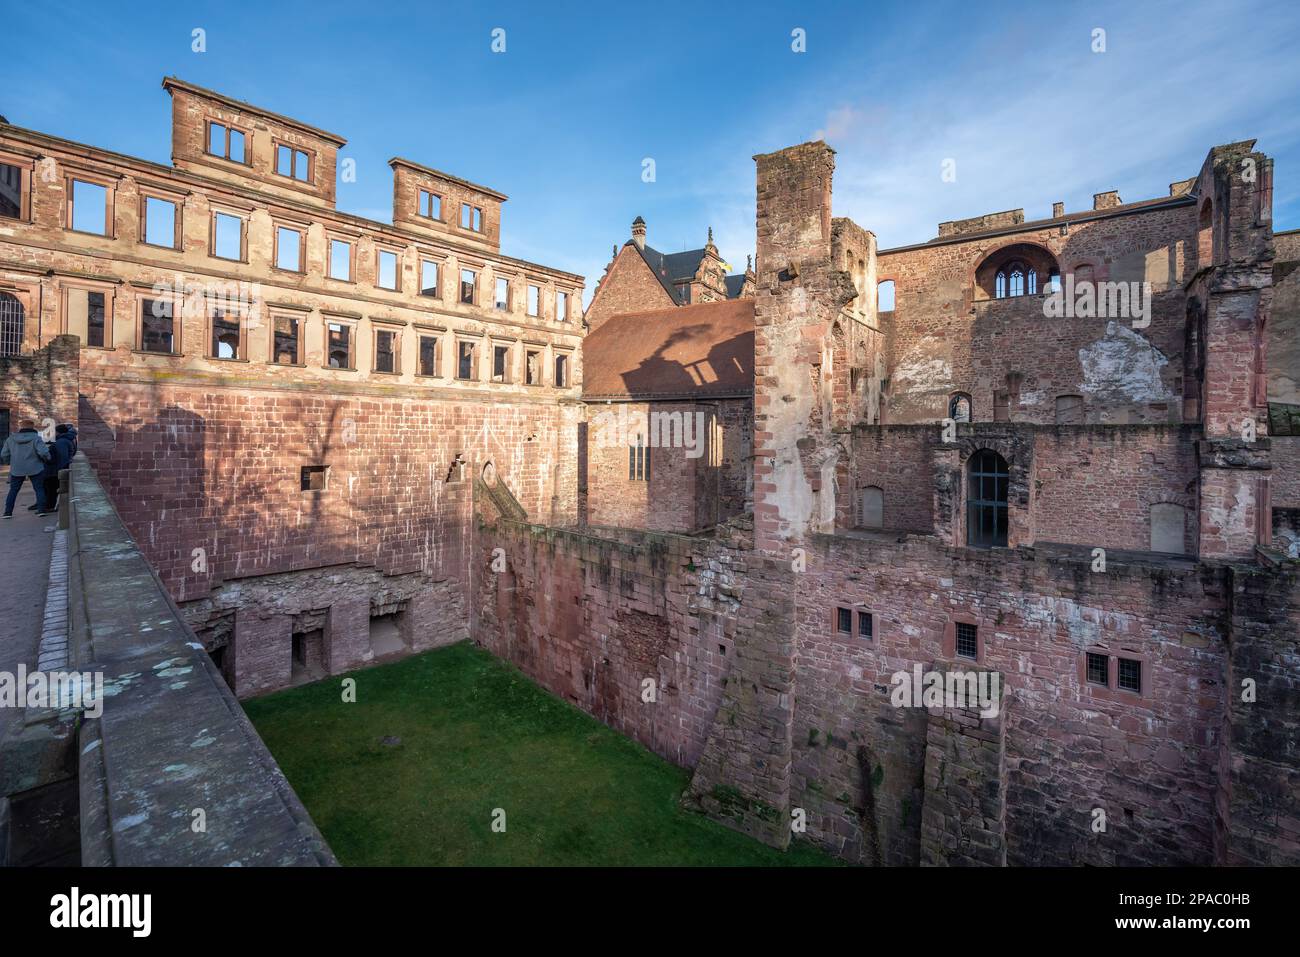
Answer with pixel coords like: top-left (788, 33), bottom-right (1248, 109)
top-left (272, 316), bottom-right (301, 365)
top-left (858, 611), bottom-right (873, 640)
top-left (460, 203), bottom-right (482, 231)
top-left (329, 239), bottom-right (353, 281)
top-left (492, 344), bottom-right (510, 383)
top-left (495, 277), bottom-right (509, 311)
top-left (555, 290), bottom-right (568, 322)
top-left (1086, 652), bottom-right (1109, 686)
top-left (67, 288), bottom-right (108, 348)
top-left (527, 284), bottom-right (540, 317)
top-left (86, 291), bottom-right (106, 348)
top-left (955, 622), bottom-right (979, 660)
top-left (140, 298), bottom-right (176, 354)
top-left (457, 341), bottom-right (476, 380)
top-left (143, 196), bottom-right (177, 248)
top-left (212, 211), bottom-right (244, 261)
top-left (420, 260), bottom-right (439, 297)
top-left (326, 322), bottom-right (353, 369)
top-left (418, 335), bottom-right (439, 377)
top-left (554, 353), bottom-right (569, 388)
top-left (210, 309), bottom-right (242, 360)
top-left (1117, 657), bottom-right (1142, 693)
top-left (301, 465), bottom-right (328, 491)
top-left (275, 144), bottom-right (311, 182)
top-left (275, 226), bottom-right (304, 272)
top-left (70, 179), bottom-right (108, 235)
top-left (418, 190), bottom-right (442, 221)
top-left (375, 329), bottom-right (399, 374)
top-left (836, 607), bottom-right (852, 635)
top-left (460, 268), bottom-right (477, 305)
top-left (525, 349), bottom-right (540, 385)
top-left (629, 435), bottom-right (649, 481)
top-left (0, 161), bottom-right (22, 218)
top-left (207, 122), bottom-right (246, 163)
top-left (377, 249), bottom-right (399, 291)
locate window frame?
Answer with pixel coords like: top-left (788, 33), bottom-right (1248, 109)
top-left (553, 350), bottom-right (570, 388)
top-left (375, 246), bottom-right (402, 292)
top-left (524, 346), bottom-right (542, 386)
top-left (459, 267), bottom-right (478, 305)
top-left (324, 317), bottom-right (357, 370)
top-left (966, 449), bottom-right (1009, 548)
top-left (942, 614), bottom-right (986, 664)
top-left (629, 433), bottom-right (650, 482)
top-left (138, 187), bottom-right (183, 250)
top-left (60, 281), bottom-right (116, 350)
top-left (418, 257), bottom-right (441, 299)
top-left (209, 207), bottom-right (249, 263)
top-left (0, 152), bottom-right (35, 222)
top-left (372, 324), bottom-right (402, 375)
top-left (490, 340), bottom-right (513, 384)
top-left (415, 329), bottom-right (443, 378)
top-left (136, 291), bottom-right (182, 356)
top-left (273, 223), bottom-right (307, 274)
top-left (205, 120), bottom-right (251, 166)
top-left (64, 172), bottom-right (115, 238)
top-left (494, 276), bottom-right (511, 311)
top-left (208, 307), bottom-right (246, 361)
top-left (1078, 647), bottom-right (1150, 702)
top-left (526, 283), bottom-right (541, 317)
top-left (555, 289), bottom-right (569, 323)
top-left (417, 189), bottom-right (443, 222)
top-left (269, 312), bottom-right (305, 366)
top-left (328, 236), bottom-right (356, 283)
top-left (272, 140), bottom-right (313, 184)
top-left (455, 337), bottom-right (480, 381)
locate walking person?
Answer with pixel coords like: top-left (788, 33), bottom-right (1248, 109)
top-left (38, 424), bottom-right (74, 513)
top-left (2, 420), bottom-right (51, 518)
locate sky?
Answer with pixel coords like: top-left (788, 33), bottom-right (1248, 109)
top-left (4, 0), bottom-right (1299, 304)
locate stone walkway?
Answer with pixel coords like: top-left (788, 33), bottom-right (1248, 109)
top-left (0, 478), bottom-right (56, 744)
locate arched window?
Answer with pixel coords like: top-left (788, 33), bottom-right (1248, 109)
top-left (995, 261), bottom-right (1036, 299)
top-left (967, 449), bottom-right (1009, 548)
top-left (949, 392), bottom-right (972, 422)
top-left (878, 279), bottom-right (896, 312)
top-left (0, 292), bottom-right (24, 357)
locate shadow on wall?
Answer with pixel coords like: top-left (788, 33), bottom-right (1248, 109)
top-left (619, 324), bottom-right (754, 399)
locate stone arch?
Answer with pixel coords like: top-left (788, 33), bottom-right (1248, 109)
top-left (972, 242), bottom-right (1059, 301)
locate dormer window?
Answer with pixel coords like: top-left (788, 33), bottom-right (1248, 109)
top-left (206, 121), bottom-right (247, 164)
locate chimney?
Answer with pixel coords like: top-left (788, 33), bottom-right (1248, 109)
top-left (1052, 201), bottom-right (1065, 218)
top-left (1093, 190), bottom-right (1122, 210)
top-left (631, 215), bottom-right (646, 250)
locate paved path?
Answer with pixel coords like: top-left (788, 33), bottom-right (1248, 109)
top-left (0, 475), bottom-right (55, 744)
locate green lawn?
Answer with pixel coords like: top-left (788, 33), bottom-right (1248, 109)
top-left (244, 642), bottom-right (838, 866)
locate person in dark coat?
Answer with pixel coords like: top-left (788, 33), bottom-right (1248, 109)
top-left (38, 425), bottom-right (75, 513)
top-left (2, 421), bottom-right (50, 517)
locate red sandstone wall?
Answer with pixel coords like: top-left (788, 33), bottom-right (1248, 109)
top-left (584, 246), bottom-right (676, 331)
top-left (0, 335), bottom-right (79, 433)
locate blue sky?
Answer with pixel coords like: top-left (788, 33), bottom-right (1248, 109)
top-left (5, 0), bottom-right (1299, 303)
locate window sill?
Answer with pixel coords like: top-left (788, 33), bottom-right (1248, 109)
top-left (212, 255), bottom-right (248, 265)
top-left (131, 349), bottom-right (182, 358)
top-left (373, 369), bottom-right (401, 377)
top-left (209, 356), bottom-right (250, 363)
top-left (272, 361), bottom-right (306, 368)
top-left (140, 240), bottom-right (180, 252)
top-left (67, 228), bottom-right (114, 240)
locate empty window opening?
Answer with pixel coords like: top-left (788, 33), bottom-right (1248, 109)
top-left (629, 433), bottom-right (649, 481)
top-left (460, 268), bottom-right (477, 304)
top-left (527, 284), bottom-right (540, 317)
top-left (290, 629), bottom-right (325, 683)
top-left (377, 249), bottom-right (399, 290)
top-left (460, 203), bottom-right (482, 231)
top-left (555, 290), bottom-right (568, 322)
top-left (858, 610), bottom-right (873, 640)
top-left (967, 449), bottom-right (1009, 548)
top-left (457, 340), bottom-right (477, 380)
top-left (369, 612), bottom-right (406, 658)
top-left (1117, 657), bottom-right (1142, 693)
top-left (329, 239), bottom-right (353, 281)
top-left (327, 322), bottom-right (353, 368)
top-left (877, 279), bottom-right (896, 312)
top-left (949, 392), bottom-right (972, 423)
top-left (213, 212), bottom-right (244, 261)
top-left (861, 485), bottom-right (883, 529)
top-left (210, 310), bottom-right (241, 360)
top-left (275, 144), bottom-right (311, 182)
top-left (418, 335), bottom-right (440, 377)
top-left (495, 277), bottom-right (510, 310)
top-left (140, 298), bottom-right (175, 354)
top-left (0, 161), bottom-right (22, 218)
top-left (273, 316), bottom-right (300, 365)
top-left (143, 196), bottom-right (177, 248)
top-left (525, 349), bottom-right (540, 385)
top-left (1149, 502), bottom-right (1187, 554)
top-left (375, 329), bottom-right (399, 374)
top-left (420, 260), bottom-right (439, 297)
top-left (492, 344), bottom-right (511, 383)
top-left (276, 226), bottom-right (303, 272)
top-left (301, 465), bottom-right (328, 491)
top-left (955, 622), bottom-right (979, 660)
top-left (554, 353), bottom-right (569, 388)
top-left (418, 190), bottom-right (442, 221)
top-left (1085, 652), bottom-right (1109, 686)
top-left (207, 122), bottom-right (246, 163)
top-left (70, 179), bottom-right (108, 235)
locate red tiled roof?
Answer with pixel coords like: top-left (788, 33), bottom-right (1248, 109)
top-left (582, 298), bottom-right (754, 400)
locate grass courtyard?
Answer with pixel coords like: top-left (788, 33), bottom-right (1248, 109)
top-left (244, 641), bottom-right (838, 866)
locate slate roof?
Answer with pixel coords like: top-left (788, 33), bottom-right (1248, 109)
top-left (582, 298), bottom-right (755, 401)
top-left (630, 242), bottom-right (746, 301)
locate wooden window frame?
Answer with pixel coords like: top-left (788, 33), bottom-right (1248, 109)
top-left (60, 281), bottom-right (116, 350)
top-left (273, 223), bottom-right (307, 274)
top-left (272, 140), bottom-right (314, 184)
top-left (0, 151), bottom-right (34, 222)
top-left (64, 172), bottom-right (116, 238)
top-left (205, 120), bottom-right (251, 166)
top-left (209, 207), bottom-right (249, 263)
top-left (135, 291), bottom-right (183, 356)
top-left (372, 324), bottom-right (402, 375)
top-left (1078, 647), bottom-right (1151, 702)
top-left (269, 312), bottom-right (305, 366)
